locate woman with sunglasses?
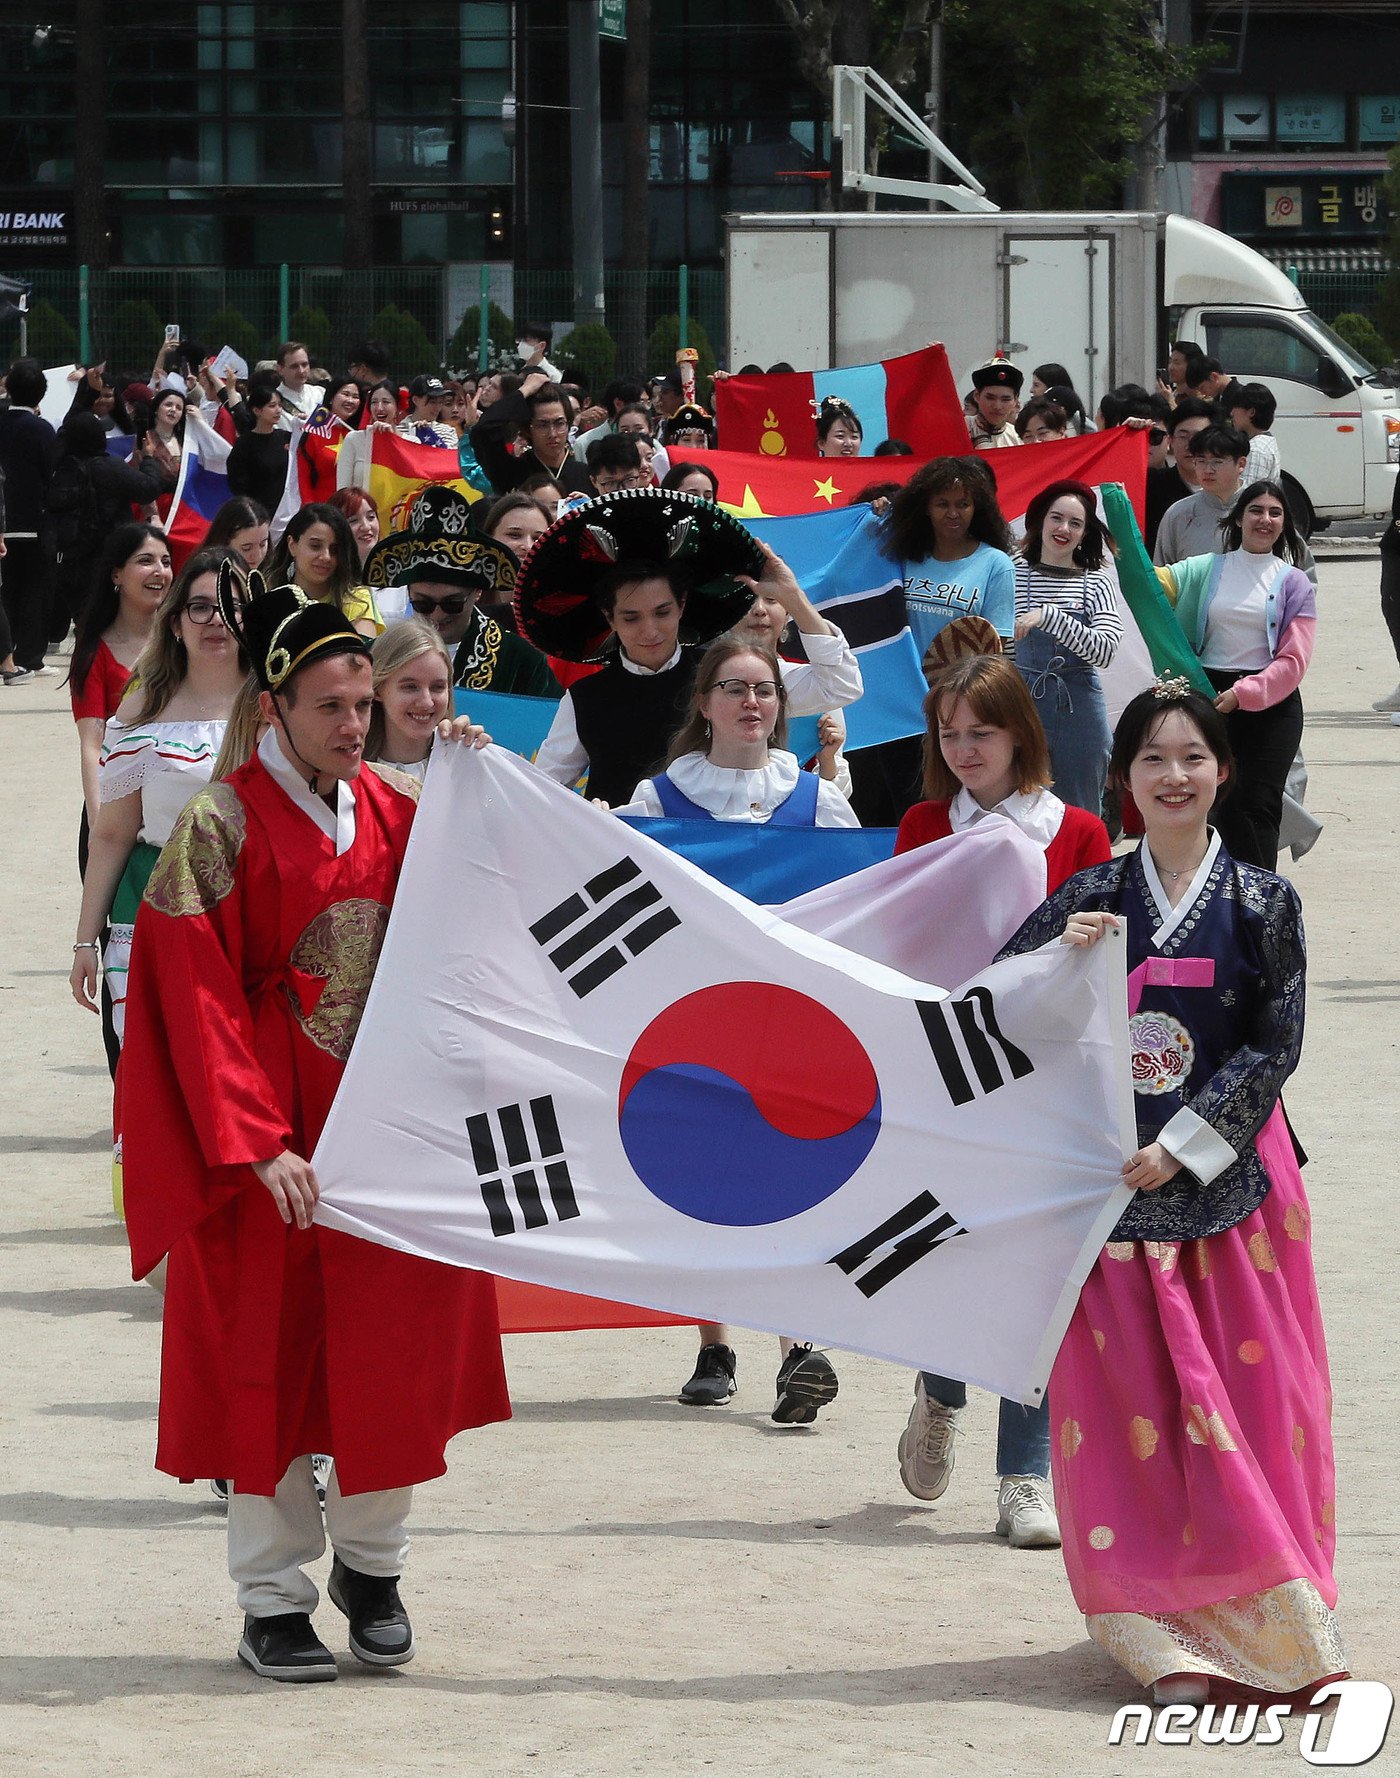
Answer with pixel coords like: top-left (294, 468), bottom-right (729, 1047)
top-left (612, 632), bottom-right (856, 1424)
top-left (68, 547), bottom-right (249, 1211)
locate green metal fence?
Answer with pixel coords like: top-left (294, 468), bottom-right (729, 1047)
top-left (1291, 267), bottom-right (1392, 327)
top-left (5, 265), bottom-right (727, 385)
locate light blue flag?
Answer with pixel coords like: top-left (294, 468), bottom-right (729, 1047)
top-left (453, 688), bottom-right (559, 761)
top-left (748, 504), bottom-right (926, 752)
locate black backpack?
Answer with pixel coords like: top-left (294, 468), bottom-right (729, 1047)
top-left (45, 454), bottom-right (104, 563)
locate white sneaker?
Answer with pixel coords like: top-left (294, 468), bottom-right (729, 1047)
top-left (1392, 712), bottom-right (1400, 727)
top-left (897, 1379), bottom-right (961, 1500)
top-left (995, 1474), bottom-right (1061, 1548)
top-left (1371, 683), bottom-right (1400, 712)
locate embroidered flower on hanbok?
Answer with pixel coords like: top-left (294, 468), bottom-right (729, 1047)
top-left (1129, 1011), bottom-right (1194, 1095)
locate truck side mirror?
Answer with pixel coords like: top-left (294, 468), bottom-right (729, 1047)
top-left (1316, 359), bottom-right (1352, 400)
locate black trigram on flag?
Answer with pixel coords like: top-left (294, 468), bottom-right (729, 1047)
top-left (917, 987), bottom-right (1034, 1105)
top-left (466, 1096), bottom-right (579, 1238)
top-left (828, 1192), bottom-right (969, 1298)
top-left (529, 855), bottom-right (680, 997)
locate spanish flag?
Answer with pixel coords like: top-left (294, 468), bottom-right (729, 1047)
top-left (337, 428), bottom-right (482, 533)
top-left (712, 343), bottom-right (969, 458)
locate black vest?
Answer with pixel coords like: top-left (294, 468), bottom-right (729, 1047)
top-left (569, 648), bottom-right (701, 806)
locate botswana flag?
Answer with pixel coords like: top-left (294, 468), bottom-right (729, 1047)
top-left (748, 503), bottom-right (928, 752)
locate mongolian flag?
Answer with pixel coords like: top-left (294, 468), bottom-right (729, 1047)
top-left (712, 344), bottom-right (969, 459)
top-left (707, 427), bottom-right (1149, 527)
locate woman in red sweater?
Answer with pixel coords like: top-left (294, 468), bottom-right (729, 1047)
top-left (893, 652), bottom-right (1110, 1548)
top-left (896, 652), bottom-right (1110, 893)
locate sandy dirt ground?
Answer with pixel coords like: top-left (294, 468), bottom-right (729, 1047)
top-left (0, 549), bottom-right (1396, 1777)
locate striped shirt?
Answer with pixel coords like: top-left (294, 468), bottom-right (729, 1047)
top-left (1013, 559), bottom-right (1122, 670)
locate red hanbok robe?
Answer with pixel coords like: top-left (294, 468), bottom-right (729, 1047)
top-left (119, 752), bottom-right (510, 1496)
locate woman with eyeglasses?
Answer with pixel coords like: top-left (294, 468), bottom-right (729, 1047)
top-left (68, 547), bottom-right (250, 1211)
top-left (612, 631), bottom-right (857, 1423)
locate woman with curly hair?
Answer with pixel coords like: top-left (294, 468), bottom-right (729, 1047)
top-left (883, 457), bottom-right (1016, 664)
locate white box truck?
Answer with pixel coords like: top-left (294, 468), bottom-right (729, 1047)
top-left (724, 210), bottom-right (1399, 531)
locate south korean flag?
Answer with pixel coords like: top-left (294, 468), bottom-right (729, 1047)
top-left (313, 746), bottom-right (1135, 1405)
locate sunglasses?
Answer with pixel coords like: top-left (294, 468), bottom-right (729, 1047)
top-left (1148, 428), bottom-right (1167, 447)
top-left (408, 592), bottom-right (474, 616)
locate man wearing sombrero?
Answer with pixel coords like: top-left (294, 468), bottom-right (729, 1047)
top-left (364, 486), bottom-right (559, 696)
top-left (119, 573), bottom-right (509, 1684)
top-left (517, 488), bottom-right (862, 806)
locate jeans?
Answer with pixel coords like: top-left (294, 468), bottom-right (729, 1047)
top-left (918, 1371), bottom-right (1051, 1478)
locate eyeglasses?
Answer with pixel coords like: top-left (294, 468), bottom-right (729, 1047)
top-left (710, 678), bottom-right (781, 701)
top-left (594, 471), bottom-right (648, 493)
top-left (533, 417), bottom-right (571, 433)
top-left (183, 598), bottom-right (225, 625)
top-left (408, 593), bottom-right (473, 616)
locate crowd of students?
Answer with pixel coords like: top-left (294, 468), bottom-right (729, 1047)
top-left (0, 327), bottom-right (1368, 1704)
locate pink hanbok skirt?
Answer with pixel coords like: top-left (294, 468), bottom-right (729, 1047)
top-left (1050, 1105), bottom-right (1346, 1692)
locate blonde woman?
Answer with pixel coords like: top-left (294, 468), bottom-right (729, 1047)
top-left (365, 619), bottom-right (454, 782)
top-left (69, 547), bottom-right (248, 1207)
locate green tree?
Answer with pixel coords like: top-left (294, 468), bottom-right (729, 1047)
top-left (202, 306), bottom-right (263, 370)
top-left (288, 303), bottom-right (333, 369)
top-left (646, 314), bottom-right (716, 393)
top-left (369, 302), bottom-right (438, 378)
top-left (1330, 312), bottom-right (1391, 369)
top-left (555, 323), bottom-right (617, 395)
top-left (940, 1), bottom-right (1222, 208)
top-left (102, 298), bottom-right (163, 376)
top-left (447, 300), bottom-right (515, 371)
top-left (23, 297), bottom-right (78, 365)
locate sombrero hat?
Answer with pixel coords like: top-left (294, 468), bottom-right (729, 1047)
top-left (362, 485), bottom-right (517, 597)
top-left (513, 486), bottom-right (763, 663)
top-left (921, 614), bottom-right (1003, 684)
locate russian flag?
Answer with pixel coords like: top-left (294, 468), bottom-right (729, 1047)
top-left (713, 344), bottom-right (969, 459)
top-left (164, 408), bottom-right (231, 571)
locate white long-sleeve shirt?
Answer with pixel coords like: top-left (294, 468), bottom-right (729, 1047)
top-left (616, 749), bottom-right (859, 827)
top-left (532, 625), bottom-right (863, 787)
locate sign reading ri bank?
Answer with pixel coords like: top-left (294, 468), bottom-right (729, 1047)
top-left (0, 203), bottom-right (69, 250)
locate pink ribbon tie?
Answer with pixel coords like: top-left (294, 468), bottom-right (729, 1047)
top-left (1127, 956), bottom-right (1215, 1016)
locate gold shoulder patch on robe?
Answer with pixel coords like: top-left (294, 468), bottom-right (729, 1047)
top-left (144, 782), bottom-right (247, 918)
top-left (363, 759), bottom-right (422, 803)
top-left (287, 899), bottom-right (391, 1059)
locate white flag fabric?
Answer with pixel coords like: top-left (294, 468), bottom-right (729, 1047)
top-left (313, 746), bottom-right (1136, 1405)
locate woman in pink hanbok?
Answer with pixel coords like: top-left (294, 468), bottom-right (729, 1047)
top-left (999, 681), bottom-right (1344, 1704)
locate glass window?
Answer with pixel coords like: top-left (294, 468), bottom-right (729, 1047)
top-left (1274, 95), bottom-right (1345, 144)
top-left (1196, 94), bottom-right (1220, 145)
top-left (1202, 316), bottom-right (1331, 388)
top-left (1358, 96), bottom-right (1400, 144)
top-left (1220, 95), bottom-right (1270, 143)
top-left (252, 209), bottom-right (344, 264)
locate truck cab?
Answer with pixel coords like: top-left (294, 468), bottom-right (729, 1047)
top-left (1165, 216), bottom-right (1398, 528)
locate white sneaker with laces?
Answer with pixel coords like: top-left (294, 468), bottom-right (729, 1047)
top-left (897, 1379), bottom-right (962, 1500)
top-left (995, 1474), bottom-right (1061, 1548)
top-left (1371, 683), bottom-right (1400, 712)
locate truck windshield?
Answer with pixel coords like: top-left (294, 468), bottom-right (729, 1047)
top-left (1305, 314), bottom-right (1387, 384)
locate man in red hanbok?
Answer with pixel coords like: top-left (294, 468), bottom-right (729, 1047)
top-left (120, 570), bottom-right (510, 1684)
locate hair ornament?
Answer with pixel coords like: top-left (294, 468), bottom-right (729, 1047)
top-left (1151, 673), bottom-right (1194, 700)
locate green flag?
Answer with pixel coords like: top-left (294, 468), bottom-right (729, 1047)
top-left (1101, 483), bottom-right (1214, 697)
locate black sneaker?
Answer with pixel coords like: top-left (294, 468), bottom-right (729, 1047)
top-left (328, 1556), bottom-right (415, 1667)
top-left (237, 1612), bottom-right (338, 1683)
top-left (771, 1344), bottom-right (839, 1425)
top-left (678, 1342), bottom-right (737, 1406)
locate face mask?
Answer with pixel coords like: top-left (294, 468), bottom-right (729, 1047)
top-left (516, 340), bottom-right (537, 362)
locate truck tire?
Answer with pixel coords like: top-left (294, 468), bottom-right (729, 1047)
top-left (1281, 472), bottom-right (1317, 537)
